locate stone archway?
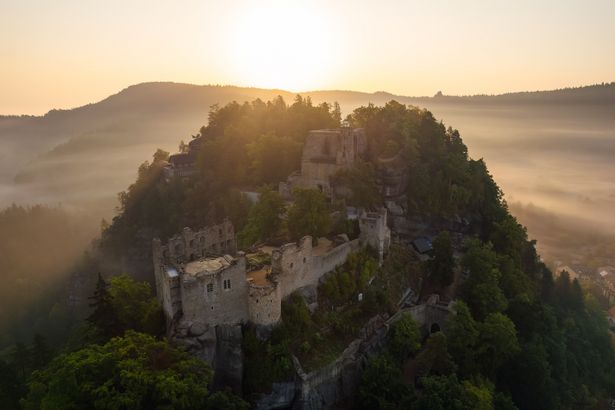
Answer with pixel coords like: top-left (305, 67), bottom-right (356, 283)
top-left (430, 322), bottom-right (441, 334)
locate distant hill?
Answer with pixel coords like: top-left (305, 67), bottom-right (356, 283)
top-left (1, 81), bottom-right (614, 221)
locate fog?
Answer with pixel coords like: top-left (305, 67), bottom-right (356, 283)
top-left (1, 85), bottom-right (614, 333)
top-left (424, 103), bottom-right (615, 267)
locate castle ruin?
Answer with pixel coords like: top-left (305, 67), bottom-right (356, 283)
top-left (280, 127), bottom-right (367, 198)
top-left (153, 214), bottom-right (388, 334)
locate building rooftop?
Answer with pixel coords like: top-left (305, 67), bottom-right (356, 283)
top-left (184, 255), bottom-right (233, 276)
top-left (412, 237), bottom-right (433, 254)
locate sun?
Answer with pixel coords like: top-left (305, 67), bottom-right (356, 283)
top-left (227, 1), bottom-right (337, 91)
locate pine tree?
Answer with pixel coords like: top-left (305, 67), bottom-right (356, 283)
top-left (30, 333), bottom-right (52, 370)
top-left (87, 273), bottom-right (118, 339)
top-left (11, 342), bottom-right (29, 380)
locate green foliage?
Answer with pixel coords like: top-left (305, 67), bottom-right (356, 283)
top-left (286, 188), bottom-right (331, 241)
top-left (461, 239), bottom-right (508, 320)
top-left (319, 251), bottom-right (379, 308)
top-left (247, 133), bottom-right (302, 184)
top-left (21, 331), bottom-right (247, 410)
top-left (388, 313), bottom-right (421, 362)
top-left (476, 313), bottom-right (520, 377)
top-left (445, 301), bottom-right (479, 377)
top-left (238, 186), bottom-right (285, 247)
top-left (87, 274), bottom-right (164, 342)
top-left (217, 190), bottom-right (253, 232)
top-left (428, 231), bottom-right (455, 288)
top-left (415, 374), bottom-right (492, 410)
top-left (0, 358), bottom-right (25, 410)
top-left (241, 330), bottom-right (292, 397)
top-left (331, 161), bottom-right (381, 209)
top-left (357, 354), bottom-right (415, 410)
top-left (415, 333), bottom-right (456, 379)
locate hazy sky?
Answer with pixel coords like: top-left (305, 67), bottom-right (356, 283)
top-left (1, 0), bottom-right (614, 115)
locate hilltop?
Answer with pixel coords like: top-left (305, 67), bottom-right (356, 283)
top-left (3, 82), bottom-right (614, 215)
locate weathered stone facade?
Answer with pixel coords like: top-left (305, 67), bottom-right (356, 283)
top-left (358, 208), bottom-right (392, 264)
top-left (280, 128), bottom-right (367, 198)
top-left (152, 221), bottom-right (237, 325)
top-left (153, 215), bottom-right (390, 333)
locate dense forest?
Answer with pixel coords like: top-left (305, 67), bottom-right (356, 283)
top-left (1, 96), bottom-right (614, 409)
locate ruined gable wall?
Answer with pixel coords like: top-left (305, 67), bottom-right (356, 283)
top-left (301, 130), bottom-right (341, 162)
top-left (271, 237), bottom-right (313, 298)
top-left (164, 220), bottom-right (235, 264)
top-left (180, 257), bottom-right (249, 327)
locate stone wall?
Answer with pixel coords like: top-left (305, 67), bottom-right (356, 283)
top-left (271, 237), bottom-right (313, 298)
top-left (164, 220), bottom-right (235, 264)
top-left (358, 208), bottom-right (391, 264)
top-left (248, 281), bottom-right (282, 326)
top-left (272, 236), bottom-right (360, 299)
top-left (281, 128), bottom-right (367, 198)
top-left (311, 239), bottom-right (361, 278)
top-left (180, 256), bottom-right (249, 327)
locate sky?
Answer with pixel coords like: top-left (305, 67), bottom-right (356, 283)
top-left (1, 0), bottom-right (614, 115)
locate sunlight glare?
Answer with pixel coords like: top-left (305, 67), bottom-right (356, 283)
top-left (227, 1), bottom-right (337, 91)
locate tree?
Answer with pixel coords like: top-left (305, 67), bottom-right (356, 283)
top-left (357, 355), bottom-right (414, 410)
top-left (445, 301), bottom-right (479, 377)
top-left (461, 239), bottom-right (508, 320)
top-left (331, 162), bottom-right (381, 209)
top-left (415, 374), bottom-right (490, 410)
top-left (29, 334), bottom-right (52, 371)
top-left (0, 359), bottom-right (25, 410)
top-left (428, 231), bottom-right (455, 288)
top-left (217, 190), bottom-right (253, 232)
top-left (11, 342), bottom-right (30, 381)
top-left (107, 275), bottom-right (164, 337)
top-left (246, 133), bottom-right (302, 184)
top-left (238, 186), bottom-right (285, 246)
top-left (87, 273), bottom-right (119, 340)
top-left (388, 313), bottom-right (421, 362)
top-left (477, 312), bottom-right (520, 376)
top-left (287, 188), bottom-right (331, 241)
top-left (87, 274), bottom-right (164, 341)
top-left (22, 331), bottom-right (247, 410)
top-left (415, 332), bottom-right (456, 379)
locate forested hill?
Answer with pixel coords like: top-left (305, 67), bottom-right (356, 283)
top-left (100, 97), bottom-right (615, 408)
top-left (3, 96), bottom-right (615, 409)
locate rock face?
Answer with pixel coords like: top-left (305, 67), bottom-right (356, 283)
top-left (171, 323), bottom-right (244, 393)
top-left (214, 324), bottom-right (244, 392)
top-left (255, 382), bottom-right (297, 410)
